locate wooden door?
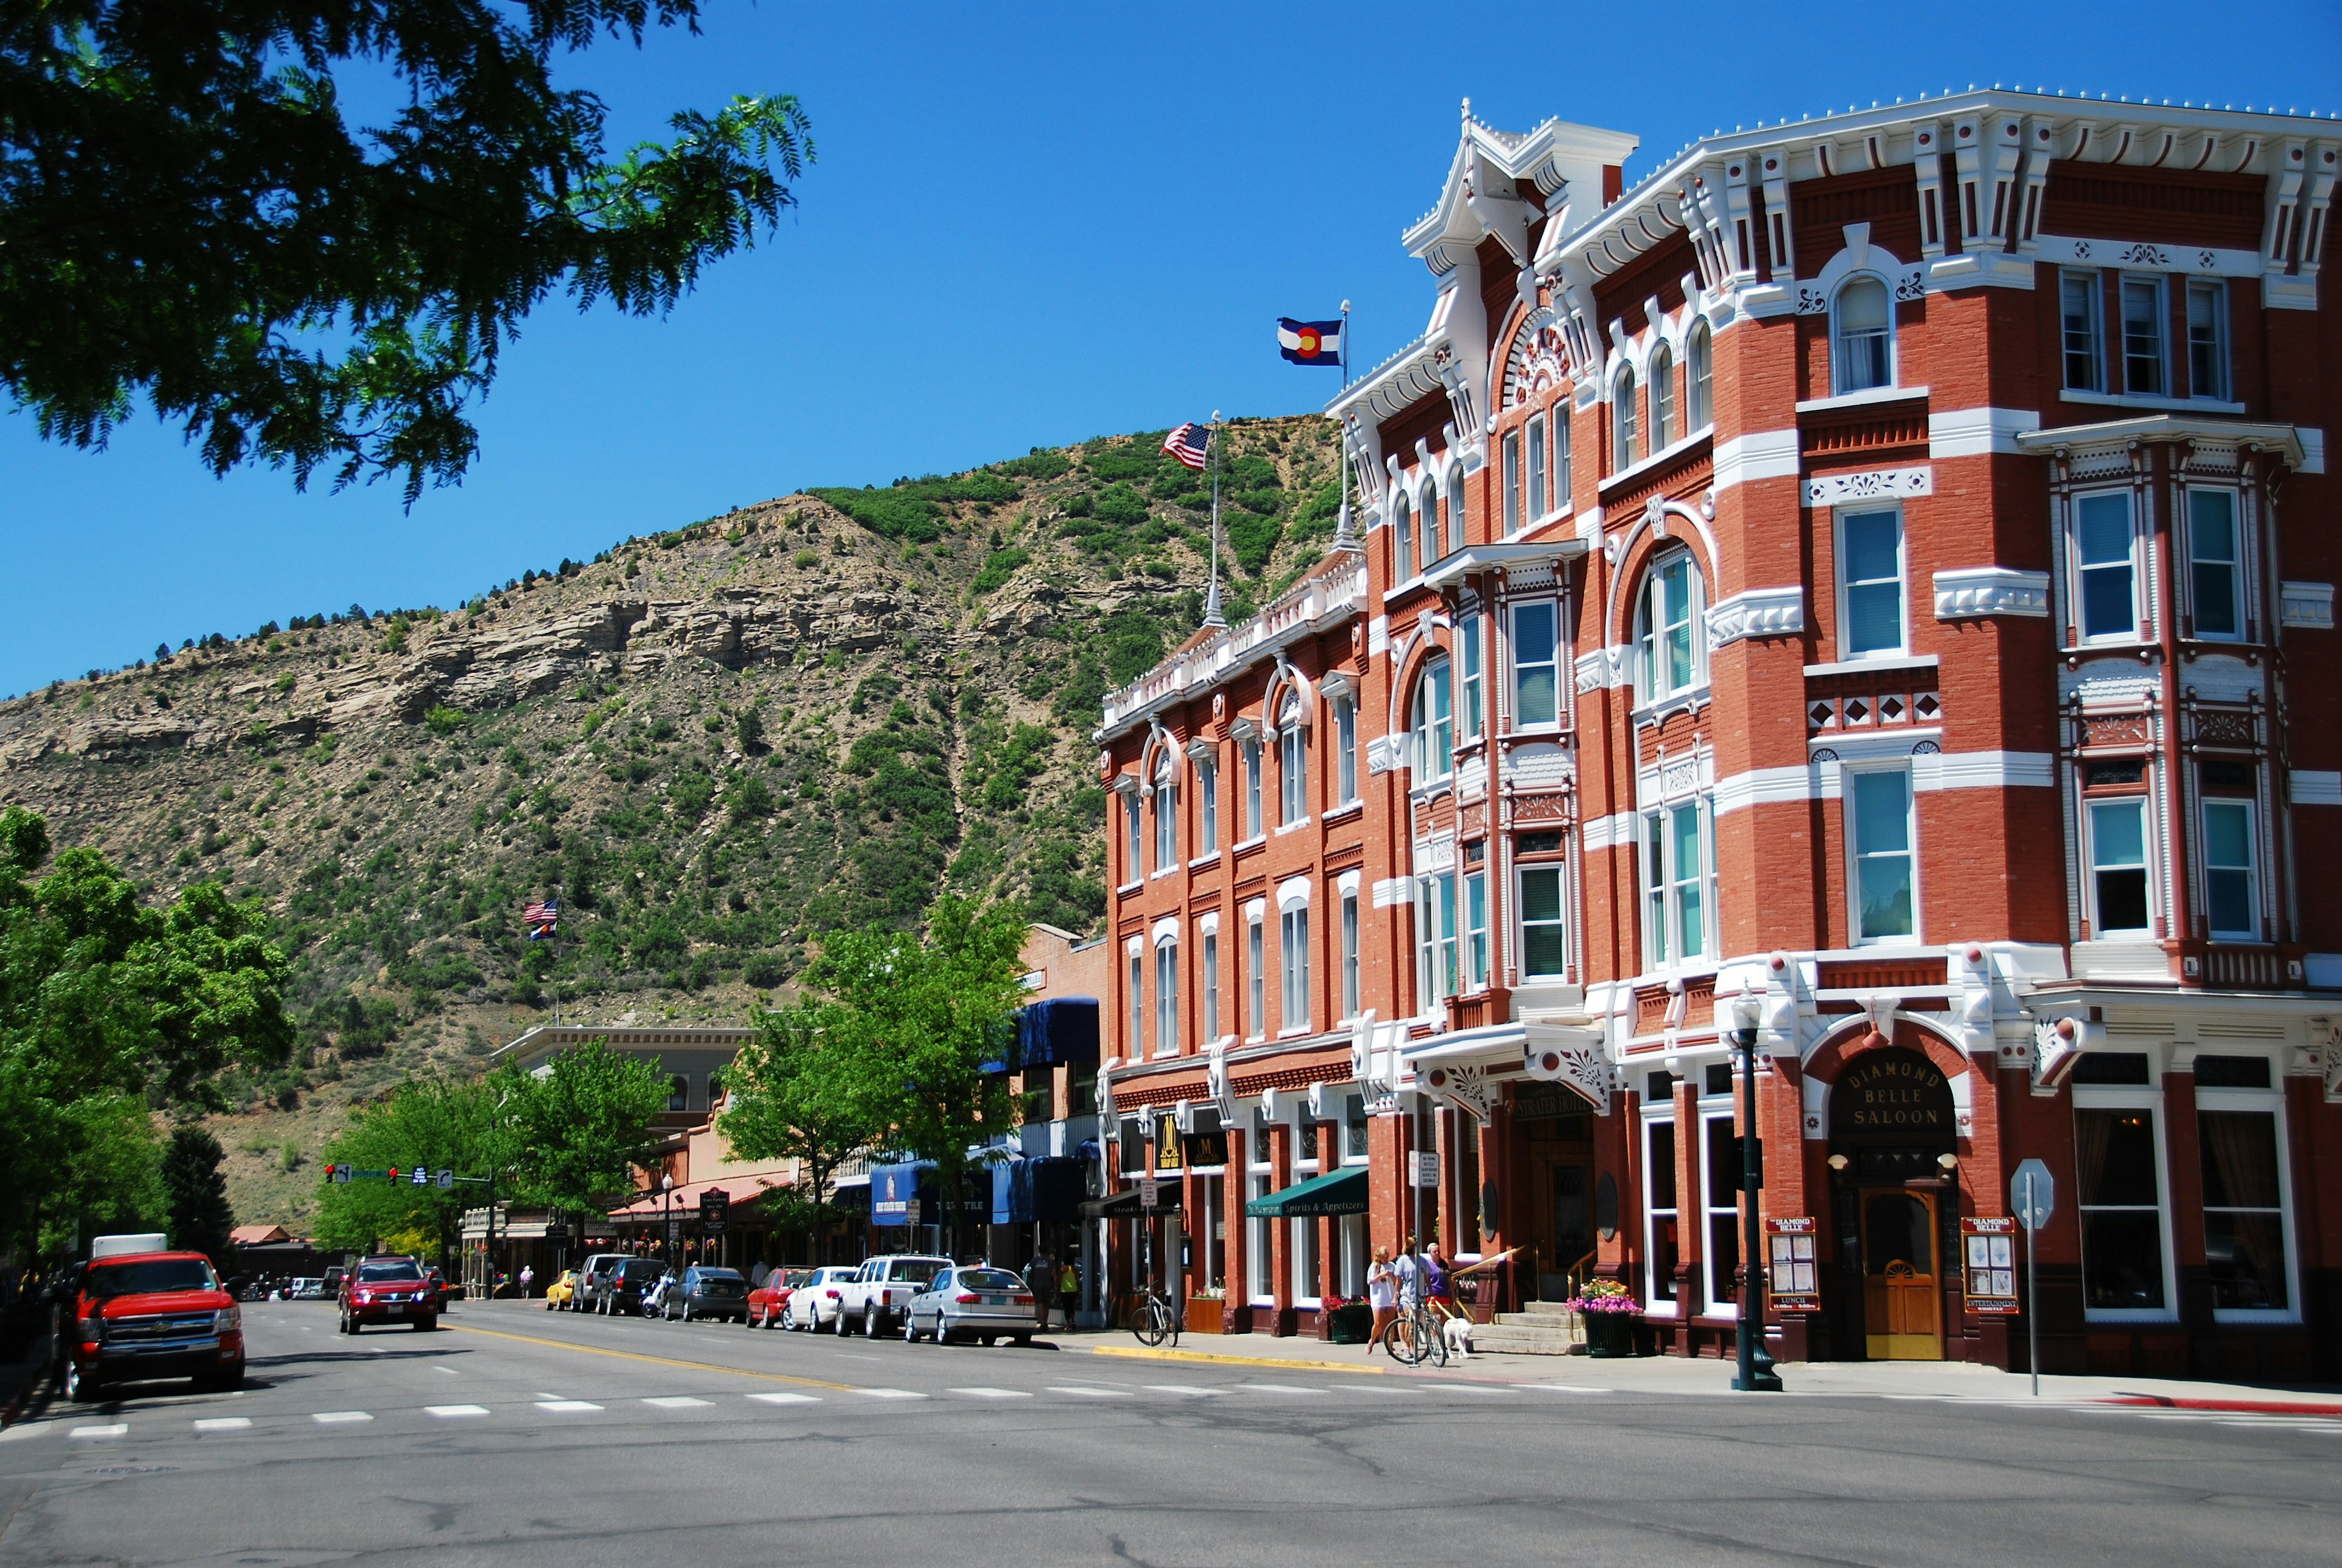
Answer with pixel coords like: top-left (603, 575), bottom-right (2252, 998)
top-left (1861, 1190), bottom-right (1941, 1359)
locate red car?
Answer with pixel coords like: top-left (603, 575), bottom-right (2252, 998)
top-left (65, 1250), bottom-right (245, 1402)
top-left (338, 1255), bottom-right (442, 1333)
top-left (746, 1267), bottom-right (811, 1330)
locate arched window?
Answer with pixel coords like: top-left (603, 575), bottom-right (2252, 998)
top-left (1410, 656), bottom-right (1453, 781)
top-left (1446, 465), bottom-right (1467, 553)
top-left (1277, 693), bottom-right (1306, 825)
top-left (667, 1075), bottom-right (690, 1112)
top-left (1392, 490), bottom-right (1414, 581)
top-left (1151, 747), bottom-right (1178, 870)
top-left (1422, 482), bottom-right (1442, 565)
top-left (1649, 345), bottom-right (1677, 451)
top-left (1688, 322), bottom-right (1714, 429)
top-left (1833, 276), bottom-right (1893, 392)
top-left (1636, 550), bottom-right (1706, 702)
top-left (1614, 366), bottom-right (1639, 469)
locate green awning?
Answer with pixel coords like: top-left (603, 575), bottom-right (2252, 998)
top-left (1244, 1165), bottom-right (1368, 1219)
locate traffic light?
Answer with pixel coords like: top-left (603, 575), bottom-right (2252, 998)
top-left (388, 1167), bottom-right (401, 1184)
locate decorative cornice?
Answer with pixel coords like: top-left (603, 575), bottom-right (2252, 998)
top-left (1705, 585), bottom-right (1805, 648)
top-left (1803, 465), bottom-right (1933, 507)
top-left (2280, 581), bottom-right (2335, 630)
top-left (1574, 646), bottom-right (1632, 692)
top-left (1934, 567), bottom-right (2051, 620)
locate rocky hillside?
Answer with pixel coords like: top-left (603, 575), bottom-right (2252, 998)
top-left (1, 416), bottom-right (1343, 1226)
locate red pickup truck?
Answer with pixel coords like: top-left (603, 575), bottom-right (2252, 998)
top-left (64, 1250), bottom-right (245, 1402)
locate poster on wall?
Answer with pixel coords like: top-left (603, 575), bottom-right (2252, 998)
top-left (1961, 1217), bottom-right (2021, 1314)
top-left (1764, 1217), bottom-right (1821, 1313)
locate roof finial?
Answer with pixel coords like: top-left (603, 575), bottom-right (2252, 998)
top-left (1461, 96), bottom-right (1472, 124)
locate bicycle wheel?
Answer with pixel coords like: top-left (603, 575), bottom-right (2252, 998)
top-left (1134, 1295), bottom-right (1169, 1348)
top-left (1379, 1312), bottom-right (1425, 1366)
top-left (1422, 1305), bottom-right (1453, 1367)
top-left (1165, 1299), bottom-right (1181, 1350)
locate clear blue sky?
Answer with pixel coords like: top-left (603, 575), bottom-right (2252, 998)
top-left (5, 1), bottom-right (2337, 696)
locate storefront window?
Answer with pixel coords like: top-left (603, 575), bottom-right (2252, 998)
top-left (1246, 1115), bottom-right (1275, 1305)
top-left (1703, 1111), bottom-right (1740, 1317)
top-left (2199, 1100), bottom-right (2290, 1315)
top-left (1643, 1114), bottom-right (1678, 1310)
top-left (2076, 1105), bottom-right (2168, 1313)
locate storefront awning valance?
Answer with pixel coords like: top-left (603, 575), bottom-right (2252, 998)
top-left (1244, 1166), bottom-right (1368, 1219)
top-left (1019, 998), bottom-right (1101, 1069)
top-left (1078, 1186), bottom-right (1182, 1219)
top-left (990, 1156), bottom-right (1086, 1225)
top-left (870, 1159), bottom-right (936, 1226)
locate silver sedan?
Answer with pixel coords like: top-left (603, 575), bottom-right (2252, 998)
top-left (902, 1265), bottom-right (1037, 1346)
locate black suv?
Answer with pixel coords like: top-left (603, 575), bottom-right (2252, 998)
top-left (585, 1256), bottom-right (665, 1316)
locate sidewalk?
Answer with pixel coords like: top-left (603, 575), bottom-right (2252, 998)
top-left (0, 1330), bottom-right (54, 1429)
top-left (1067, 1329), bottom-right (2342, 1411)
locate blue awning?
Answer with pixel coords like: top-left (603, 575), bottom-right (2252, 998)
top-left (990, 1157), bottom-right (1087, 1225)
top-left (977, 1014), bottom-right (1019, 1075)
top-left (870, 1159), bottom-right (936, 1226)
top-left (1017, 998), bottom-right (1101, 1069)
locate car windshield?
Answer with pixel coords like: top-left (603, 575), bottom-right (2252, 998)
top-left (694, 1269), bottom-right (744, 1283)
top-left (619, 1260), bottom-right (662, 1278)
top-left (357, 1262), bottom-right (423, 1282)
top-left (85, 1258), bottom-right (216, 1298)
top-left (958, 1269), bottom-right (1024, 1291)
top-left (889, 1261), bottom-right (945, 1285)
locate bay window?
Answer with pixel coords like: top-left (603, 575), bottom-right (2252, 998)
top-left (1463, 870), bottom-right (1489, 992)
top-left (1458, 613), bottom-right (1486, 742)
top-left (2085, 790), bottom-right (2153, 936)
top-left (2201, 798), bottom-right (2258, 940)
top-left (1513, 600), bottom-right (1560, 728)
top-left (1416, 872), bottom-right (1459, 1008)
top-left (2187, 489), bottom-right (2241, 640)
top-left (1518, 864), bottom-right (1569, 980)
top-left (2074, 491), bottom-right (2140, 642)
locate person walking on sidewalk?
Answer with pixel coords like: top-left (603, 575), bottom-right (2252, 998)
top-left (1026, 1249), bottom-right (1059, 1332)
top-left (1367, 1247), bottom-right (1398, 1353)
top-left (1392, 1236), bottom-right (1423, 1314)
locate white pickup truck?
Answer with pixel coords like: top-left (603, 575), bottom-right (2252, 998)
top-left (831, 1255), bottom-right (950, 1337)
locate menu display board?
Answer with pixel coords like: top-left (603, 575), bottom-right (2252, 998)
top-left (1764, 1216), bottom-right (1821, 1313)
top-left (1961, 1216), bottom-right (2021, 1314)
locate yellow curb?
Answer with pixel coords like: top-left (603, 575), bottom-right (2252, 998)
top-left (442, 1322), bottom-right (863, 1392)
top-left (1089, 1344), bottom-right (1388, 1376)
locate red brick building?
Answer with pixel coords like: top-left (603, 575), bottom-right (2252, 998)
top-left (1095, 91), bottom-right (2340, 1377)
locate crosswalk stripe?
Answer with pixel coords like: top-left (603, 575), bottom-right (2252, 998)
top-left (192, 1417), bottom-right (252, 1433)
top-left (1235, 1384), bottom-right (1327, 1395)
top-left (425, 1405), bottom-right (490, 1419)
top-left (70, 1424), bottom-right (127, 1440)
top-left (854, 1388), bottom-right (927, 1400)
top-left (948, 1387), bottom-right (1033, 1399)
top-left (746, 1392), bottom-right (820, 1406)
top-left (312, 1411), bottom-right (373, 1424)
top-left (1415, 1383), bottom-right (1517, 1394)
top-left (642, 1397), bottom-right (711, 1409)
top-left (535, 1401), bottom-right (602, 1412)
top-left (1048, 1386), bottom-right (1126, 1397)
top-left (1143, 1384), bottom-right (1216, 1397)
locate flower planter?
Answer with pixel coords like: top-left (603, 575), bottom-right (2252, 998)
top-left (1585, 1311), bottom-right (1641, 1358)
top-left (1185, 1297), bottom-right (1224, 1334)
top-left (1325, 1303), bottom-right (1375, 1344)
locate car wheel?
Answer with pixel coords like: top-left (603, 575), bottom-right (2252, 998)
top-left (864, 1304), bottom-right (882, 1339)
top-left (65, 1360), bottom-right (101, 1403)
top-left (903, 1316), bottom-right (918, 1344)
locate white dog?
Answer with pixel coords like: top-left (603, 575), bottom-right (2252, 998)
top-left (1441, 1312), bottom-right (1475, 1359)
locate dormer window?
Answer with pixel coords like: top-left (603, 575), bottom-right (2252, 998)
top-left (1833, 276), bottom-right (1893, 393)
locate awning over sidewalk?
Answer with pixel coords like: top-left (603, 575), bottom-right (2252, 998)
top-left (991, 1156), bottom-right (1086, 1225)
top-left (1244, 1166), bottom-right (1368, 1219)
top-left (1077, 1186), bottom-right (1182, 1219)
top-left (870, 1159), bottom-right (936, 1226)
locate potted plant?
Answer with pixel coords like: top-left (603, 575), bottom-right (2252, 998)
top-left (1185, 1283), bottom-right (1225, 1335)
top-left (1564, 1278), bottom-right (1644, 1358)
top-left (1322, 1294), bottom-right (1374, 1344)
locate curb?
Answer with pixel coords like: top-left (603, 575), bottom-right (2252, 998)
top-left (1089, 1344), bottom-right (1388, 1376)
top-left (2100, 1395), bottom-right (2342, 1417)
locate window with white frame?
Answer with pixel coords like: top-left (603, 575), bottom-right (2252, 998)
top-left (1246, 1113), bottom-right (1275, 1303)
top-left (1457, 612), bottom-right (1485, 742)
top-left (1153, 936), bottom-right (1180, 1056)
top-left (1650, 343), bottom-right (1677, 448)
top-left (1339, 886), bottom-right (1360, 1021)
top-left (1201, 928), bottom-right (1220, 1041)
top-left (2186, 280), bottom-right (2229, 401)
top-left (1411, 656), bottom-right (1453, 781)
top-left (1445, 466), bottom-right (1466, 555)
top-left (2074, 1056), bottom-right (2172, 1317)
top-left (1688, 321), bottom-right (1714, 428)
top-left (1151, 750), bottom-right (1177, 872)
top-left (1502, 429), bottom-right (1522, 535)
top-left (1513, 600), bottom-right (1560, 727)
top-left (1332, 692), bottom-right (1358, 806)
top-left (1701, 1086), bottom-right (1741, 1316)
top-left (2196, 1056), bottom-right (2293, 1317)
top-left (1241, 734), bottom-right (1263, 840)
top-left (2120, 274), bottom-right (2165, 396)
top-left (1277, 694), bottom-right (1306, 825)
top-left (2074, 491), bottom-right (2140, 642)
top-left (1196, 754), bottom-right (1219, 855)
top-left (2083, 764), bottom-right (2153, 936)
top-left (1246, 906), bottom-right (1265, 1039)
top-left (1419, 481), bottom-right (1440, 565)
top-left (1614, 367), bottom-right (1639, 469)
top-left (1121, 791), bottom-right (1141, 883)
top-left (1415, 871), bottom-right (1458, 1008)
top-left (2187, 488), bottom-right (2243, 640)
top-left (1642, 799), bottom-right (1712, 967)
top-left (1637, 551), bottom-right (1704, 702)
top-left (1848, 767), bottom-right (1917, 943)
top-left (1463, 870), bottom-right (1489, 992)
top-left (1526, 415), bottom-right (1547, 520)
top-left (1555, 403), bottom-right (1572, 502)
top-left (1838, 506), bottom-right (1905, 657)
top-left (1518, 864), bottom-right (1569, 979)
top-left (1279, 903), bottom-right (1311, 1033)
top-left (1643, 1094), bottom-right (1680, 1311)
top-left (1833, 276), bottom-right (1893, 393)
top-left (2201, 797), bottom-right (2259, 940)
top-left (2061, 270), bottom-right (2104, 392)
top-left (1392, 489), bottom-right (1415, 581)
top-left (1126, 947), bottom-right (1144, 1057)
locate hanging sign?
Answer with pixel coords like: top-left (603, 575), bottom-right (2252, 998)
top-left (1961, 1217), bottom-right (2021, 1314)
top-left (1764, 1217), bottom-right (1821, 1313)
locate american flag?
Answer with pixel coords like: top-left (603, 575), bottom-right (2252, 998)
top-left (523, 899), bottom-right (559, 924)
top-left (1161, 423), bottom-right (1210, 471)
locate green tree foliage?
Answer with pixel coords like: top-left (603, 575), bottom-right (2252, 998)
top-left (0, 807), bottom-right (293, 1261)
top-left (1, 2), bottom-right (813, 500)
top-left (314, 1074), bottom-right (496, 1265)
top-left (492, 1037), bottom-right (668, 1214)
top-left (162, 1126), bottom-right (236, 1270)
top-left (717, 1003), bottom-right (881, 1228)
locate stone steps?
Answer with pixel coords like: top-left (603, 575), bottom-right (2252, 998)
top-left (1468, 1300), bottom-right (1583, 1355)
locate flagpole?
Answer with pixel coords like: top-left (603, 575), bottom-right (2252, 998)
top-left (1333, 299), bottom-right (1360, 554)
top-left (1202, 409), bottom-right (1226, 629)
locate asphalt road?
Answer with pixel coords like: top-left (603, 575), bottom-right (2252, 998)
top-left (1, 1298), bottom-right (2336, 1566)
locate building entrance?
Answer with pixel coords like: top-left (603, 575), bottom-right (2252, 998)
top-left (1861, 1189), bottom-right (1941, 1359)
top-left (1511, 1086), bottom-right (1595, 1297)
top-left (1826, 1044), bottom-right (1958, 1362)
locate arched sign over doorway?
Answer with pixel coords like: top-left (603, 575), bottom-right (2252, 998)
top-left (1827, 1046), bottom-right (1955, 1181)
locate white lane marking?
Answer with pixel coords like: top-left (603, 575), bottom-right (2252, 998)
top-left (192, 1417), bottom-right (252, 1433)
top-left (949, 1387), bottom-right (1033, 1399)
top-left (433, 1366), bottom-right (460, 1376)
top-left (1332, 1384), bottom-right (1414, 1394)
top-left (534, 1392), bottom-right (565, 1400)
top-left (1048, 1386), bottom-right (1127, 1397)
top-left (854, 1388), bottom-right (927, 1400)
top-left (834, 1354), bottom-right (882, 1363)
top-left (1236, 1384), bottom-right (1328, 1395)
top-left (71, 1425), bottom-right (127, 1440)
top-left (1520, 1384), bottom-right (1614, 1394)
top-left (426, 1405), bottom-right (490, 1419)
top-left (1143, 1384), bottom-right (1217, 1398)
top-left (312, 1411), bottom-right (374, 1425)
top-left (643, 1397), bottom-right (712, 1409)
top-left (535, 1401), bottom-right (602, 1413)
top-left (746, 1392), bottom-right (821, 1406)
top-left (1416, 1383), bottom-right (1517, 1394)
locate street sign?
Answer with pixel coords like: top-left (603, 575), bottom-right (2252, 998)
top-left (1139, 1176), bottom-right (1159, 1211)
top-left (1411, 1151), bottom-right (1440, 1187)
top-left (698, 1189), bottom-right (730, 1234)
top-left (411, 1165), bottom-right (429, 1186)
top-left (904, 1198), bottom-right (922, 1229)
top-left (436, 1169), bottom-right (454, 1190)
top-left (2011, 1160), bottom-right (2055, 1229)
top-left (331, 1164), bottom-right (351, 1184)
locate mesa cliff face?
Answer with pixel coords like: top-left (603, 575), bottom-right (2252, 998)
top-left (0, 416), bottom-right (1341, 1226)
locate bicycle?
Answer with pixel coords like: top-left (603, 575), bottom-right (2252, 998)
top-left (1131, 1288), bottom-right (1180, 1349)
top-left (1377, 1297), bottom-right (1452, 1367)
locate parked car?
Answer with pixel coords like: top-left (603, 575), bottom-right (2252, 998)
top-left (586, 1256), bottom-right (667, 1316)
top-left (747, 1268), bottom-right (809, 1329)
top-left (662, 1265), bottom-right (750, 1323)
top-left (904, 1265), bottom-right (1037, 1346)
top-left (782, 1265), bottom-right (862, 1332)
top-left (283, 1276), bottom-right (325, 1300)
top-left (320, 1265), bottom-right (348, 1298)
top-left (543, 1269), bottom-right (581, 1311)
top-left (833, 1255), bottom-right (951, 1337)
top-left (574, 1253), bottom-right (629, 1312)
top-left (62, 1248), bottom-right (245, 1402)
top-left (338, 1255), bottom-right (440, 1333)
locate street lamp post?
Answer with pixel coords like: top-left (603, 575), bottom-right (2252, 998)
top-left (661, 1173), bottom-right (676, 1278)
top-left (1729, 989), bottom-right (1784, 1393)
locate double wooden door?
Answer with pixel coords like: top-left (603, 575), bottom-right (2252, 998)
top-left (1861, 1189), bottom-right (1941, 1360)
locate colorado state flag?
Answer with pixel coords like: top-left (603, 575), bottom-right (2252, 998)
top-left (1277, 318), bottom-right (1343, 367)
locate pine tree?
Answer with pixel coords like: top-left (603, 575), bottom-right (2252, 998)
top-left (163, 1128), bottom-right (236, 1270)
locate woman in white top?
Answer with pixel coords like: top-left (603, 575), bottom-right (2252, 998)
top-left (1366, 1247), bottom-right (1398, 1354)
